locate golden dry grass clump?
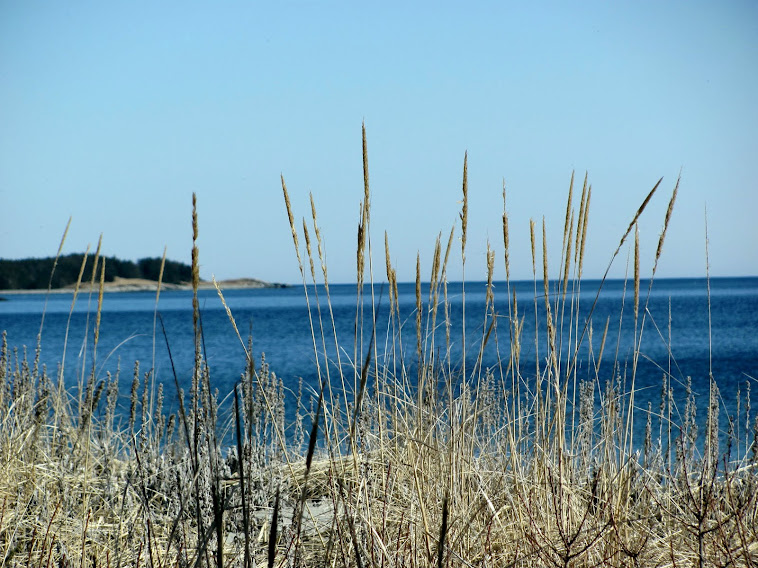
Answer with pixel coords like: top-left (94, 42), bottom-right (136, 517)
top-left (2, 130), bottom-right (758, 567)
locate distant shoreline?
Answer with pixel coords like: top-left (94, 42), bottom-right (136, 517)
top-left (0, 276), bottom-right (289, 295)
top-left (0, 275), bottom-right (754, 296)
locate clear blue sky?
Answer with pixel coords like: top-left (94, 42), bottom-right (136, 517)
top-left (1, 1), bottom-right (756, 284)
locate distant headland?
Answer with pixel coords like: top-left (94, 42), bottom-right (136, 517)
top-left (0, 254), bottom-right (287, 292)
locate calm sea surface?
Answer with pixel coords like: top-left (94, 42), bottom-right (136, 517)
top-left (2, 277), bottom-right (757, 449)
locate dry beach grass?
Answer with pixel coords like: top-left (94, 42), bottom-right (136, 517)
top-left (2, 129), bottom-right (758, 567)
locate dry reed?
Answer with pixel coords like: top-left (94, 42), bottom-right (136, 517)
top-left (2, 135), bottom-right (756, 568)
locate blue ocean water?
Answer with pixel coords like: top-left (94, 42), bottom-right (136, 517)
top-left (1, 277), bottom-right (756, 452)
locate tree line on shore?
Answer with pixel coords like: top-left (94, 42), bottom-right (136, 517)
top-left (0, 254), bottom-right (192, 290)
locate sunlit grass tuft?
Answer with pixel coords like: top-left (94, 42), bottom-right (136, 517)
top-left (1, 134), bottom-right (757, 568)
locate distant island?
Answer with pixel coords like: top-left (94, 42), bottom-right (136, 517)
top-left (0, 254), bottom-right (287, 292)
